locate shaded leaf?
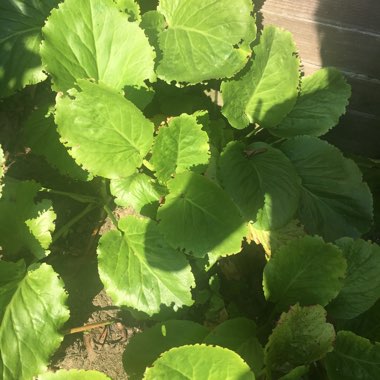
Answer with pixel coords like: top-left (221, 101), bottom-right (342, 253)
top-left (41, 0), bottom-right (155, 92)
top-left (203, 318), bottom-right (264, 376)
top-left (263, 236), bottom-right (346, 311)
top-left (221, 26), bottom-right (300, 129)
top-left (219, 141), bottom-right (301, 229)
top-left (270, 68), bottom-right (351, 137)
top-left (280, 136), bottom-right (373, 241)
top-left (110, 173), bottom-right (166, 218)
top-left (55, 80), bottom-right (154, 179)
top-left (97, 215), bottom-right (195, 315)
top-left (144, 344), bottom-right (255, 379)
top-left (123, 320), bottom-right (209, 379)
top-left (327, 238), bottom-right (380, 319)
top-left (0, 0), bottom-right (59, 98)
top-left (151, 113), bottom-right (210, 182)
top-left (158, 172), bottom-right (247, 258)
top-left (156, 0), bottom-right (256, 83)
top-left (0, 180), bottom-right (56, 260)
top-left (326, 331), bottom-right (380, 380)
top-left (22, 100), bottom-right (89, 181)
top-left (265, 304), bottom-right (335, 377)
top-left (0, 263), bottom-right (69, 380)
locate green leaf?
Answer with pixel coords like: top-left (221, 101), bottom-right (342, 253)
top-left (337, 300), bottom-right (380, 342)
top-left (221, 26), bottom-right (300, 130)
top-left (248, 220), bottom-right (305, 257)
top-left (114, 0), bottom-right (141, 21)
top-left (269, 68), bottom-right (351, 137)
top-left (143, 344), bottom-right (256, 380)
top-left (0, 260), bottom-right (26, 321)
top-left (97, 215), bottom-right (195, 316)
top-left (0, 0), bottom-right (60, 98)
top-left (280, 136), bottom-right (373, 241)
top-left (123, 320), bottom-right (209, 379)
top-left (151, 113), bottom-right (210, 182)
top-left (157, 172), bottom-right (247, 258)
top-left (141, 10), bottom-right (166, 49)
top-left (265, 304), bottom-right (335, 377)
top-left (38, 369), bottom-right (111, 380)
top-left (0, 146), bottom-right (4, 196)
top-left (263, 236), bottom-right (346, 311)
top-left (22, 100), bottom-right (89, 181)
top-left (0, 180), bottom-right (56, 260)
top-left (219, 141), bottom-right (301, 229)
top-left (156, 0), bottom-right (256, 84)
top-left (327, 238), bottom-right (380, 319)
top-left (203, 318), bottom-right (264, 376)
top-left (326, 331), bottom-right (380, 380)
top-left (40, 0), bottom-right (155, 92)
top-left (0, 262), bottom-right (70, 380)
top-left (55, 80), bottom-right (154, 179)
top-left (110, 173), bottom-right (166, 218)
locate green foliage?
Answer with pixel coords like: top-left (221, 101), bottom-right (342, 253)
top-left (326, 331), bottom-right (380, 380)
top-left (143, 344), bottom-right (256, 379)
top-left (0, 0), bottom-right (60, 98)
top-left (97, 215), bottom-right (195, 315)
top-left (263, 236), bottom-right (347, 311)
top-left (265, 304), bottom-right (335, 378)
top-left (0, 262), bottom-right (69, 380)
top-left (221, 26), bottom-right (300, 130)
top-left (0, 0), bottom-right (377, 378)
top-left (123, 320), bottom-right (209, 379)
top-left (156, 0), bottom-right (256, 83)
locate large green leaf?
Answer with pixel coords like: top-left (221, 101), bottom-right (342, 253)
top-left (55, 80), bottom-right (154, 179)
top-left (151, 113), bottom-right (210, 182)
top-left (280, 136), bottom-right (373, 241)
top-left (265, 304), bottom-right (335, 378)
top-left (327, 238), bottom-right (380, 319)
top-left (22, 100), bottom-right (89, 181)
top-left (221, 26), bottom-right (300, 130)
top-left (41, 0), bottom-right (155, 92)
top-left (123, 320), bottom-right (209, 379)
top-left (203, 318), bottom-right (264, 376)
top-left (263, 236), bottom-right (346, 311)
top-left (269, 68), bottom-right (351, 137)
top-left (219, 141), bottom-right (301, 230)
top-left (0, 180), bottom-right (56, 260)
top-left (326, 331), bottom-right (380, 380)
top-left (110, 173), bottom-right (166, 218)
top-left (156, 0), bottom-right (256, 84)
top-left (0, 262), bottom-right (69, 380)
top-left (0, 0), bottom-right (59, 98)
top-left (157, 172), bottom-right (247, 259)
top-left (38, 369), bottom-right (111, 380)
top-left (143, 344), bottom-right (256, 380)
top-left (97, 215), bottom-right (195, 316)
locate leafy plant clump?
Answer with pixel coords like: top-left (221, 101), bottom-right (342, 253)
top-left (0, 0), bottom-right (379, 379)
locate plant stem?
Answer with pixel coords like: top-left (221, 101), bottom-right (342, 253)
top-left (52, 203), bottom-right (97, 243)
top-left (104, 204), bottom-right (119, 228)
top-left (41, 187), bottom-right (101, 204)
